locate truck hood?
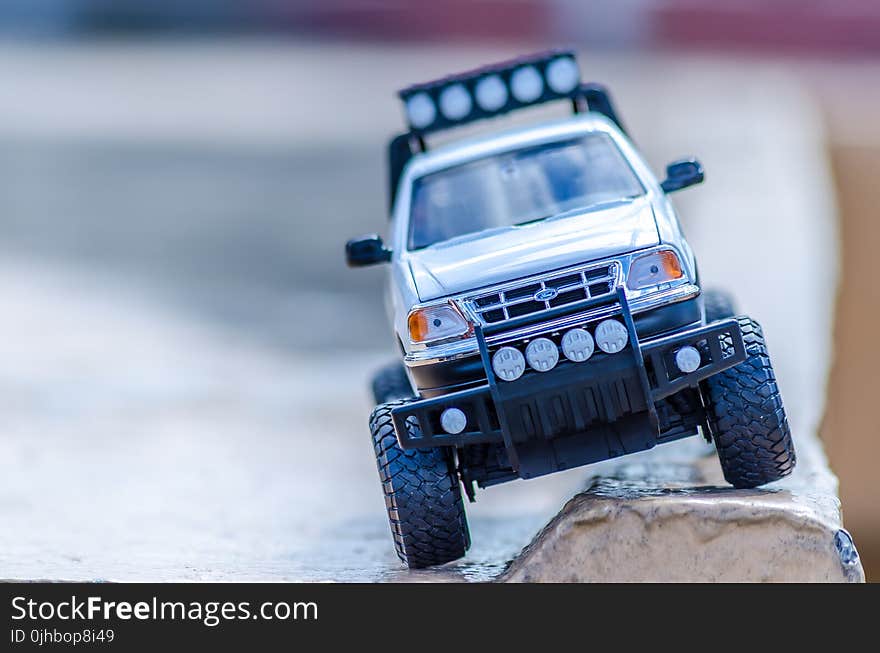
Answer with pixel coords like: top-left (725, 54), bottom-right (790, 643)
top-left (408, 198), bottom-right (660, 301)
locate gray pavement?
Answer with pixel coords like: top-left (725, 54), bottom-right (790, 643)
top-left (0, 41), bottom-right (838, 580)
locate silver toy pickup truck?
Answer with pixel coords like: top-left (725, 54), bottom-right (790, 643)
top-left (346, 51), bottom-right (795, 569)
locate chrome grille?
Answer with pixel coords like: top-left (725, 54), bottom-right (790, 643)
top-left (465, 262), bottom-right (619, 325)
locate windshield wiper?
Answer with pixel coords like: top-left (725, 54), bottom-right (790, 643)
top-left (513, 215), bottom-right (553, 227)
top-left (423, 225), bottom-right (513, 250)
top-left (522, 196), bottom-right (639, 226)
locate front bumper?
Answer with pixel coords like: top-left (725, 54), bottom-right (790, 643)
top-left (391, 287), bottom-right (746, 477)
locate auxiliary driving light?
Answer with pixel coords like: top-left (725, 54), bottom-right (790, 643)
top-left (595, 319), bottom-right (628, 354)
top-left (439, 83), bottom-right (472, 120)
top-left (525, 337), bottom-right (559, 372)
top-left (492, 346), bottom-right (526, 382)
top-left (405, 92), bottom-right (436, 129)
top-left (475, 74), bottom-right (508, 111)
top-left (674, 345), bottom-right (702, 374)
top-left (546, 56), bottom-right (580, 93)
top-left (440, 407), bottom-right (467, 435)
top-left (510, 65), bottom-right (544, 102)
top-left (561, 328), bottom-right (594, 362)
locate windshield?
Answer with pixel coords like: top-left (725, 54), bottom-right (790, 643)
top-left (408, 133), bottom-right (644, 250)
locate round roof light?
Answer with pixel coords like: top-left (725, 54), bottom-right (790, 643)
top-left (475, 74), bottom-right (508, 111)
top-left (405, 92), bottom-right (436, 129)
top-left (546, 56), bottom-right (580, 94)
top-left (525, 338), bottom-right (559, 372)
top-left (595, 319), bottom-right (629, 354)
top-left (510, 65), bottom-right (543, 103)
top-left (492, 346), bottom-right (525, 382)
top-left (439, 83), bottom-right (472, 120)
top-left (561, 328), bottom-right (595, 362)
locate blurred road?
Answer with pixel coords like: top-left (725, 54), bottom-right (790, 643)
top-left (0, 41), bottom-right (837, 580)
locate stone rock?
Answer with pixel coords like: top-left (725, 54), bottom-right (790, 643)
top-left (501, 433), bottom-right (864, 582)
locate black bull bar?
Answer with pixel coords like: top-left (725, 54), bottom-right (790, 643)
top-left (392, 287), bottom-right (746, 479)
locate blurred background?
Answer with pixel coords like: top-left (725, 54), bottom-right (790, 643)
top-left (0, 1), bottom-right (877, 580)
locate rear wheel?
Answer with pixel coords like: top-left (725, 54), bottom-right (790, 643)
top-left (703, 288), bottom-right (738, 322)
top-left (371, 362), bottom-right (413, 404)
top-left (370, 401), bottom-right (470, 568)
top-left (702, 316), bottom-right (796, 488)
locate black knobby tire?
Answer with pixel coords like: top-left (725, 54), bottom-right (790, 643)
top-left (370, 401), bottom-right (470, 568)
top-left (703, 288), bottom-right (738, 322)
top-left (371, 362), bottom-right (413, 404)
top-left (702, 316), bottom-right (796, 488)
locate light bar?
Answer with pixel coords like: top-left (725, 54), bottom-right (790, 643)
top-left (399, 50), bottom-right (581, 135)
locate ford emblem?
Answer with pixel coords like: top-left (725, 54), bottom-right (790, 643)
top-left (534, 287), bottom-right (559, 302)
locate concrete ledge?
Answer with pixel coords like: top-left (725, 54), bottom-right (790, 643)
top-left (501, 433), bottom-right (864, 582)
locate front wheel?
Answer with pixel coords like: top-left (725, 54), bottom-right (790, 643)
top-left (702, 316), bottom-right (796, 488)
top-left (370, 401), bottom-right (470, 568)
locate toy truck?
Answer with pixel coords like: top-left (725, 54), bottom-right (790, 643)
top-left (346, 52), bottom-right (795, 569)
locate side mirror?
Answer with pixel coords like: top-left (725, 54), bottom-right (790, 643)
top-left (660, 158), bottom-right (704, 193)
top-left (346, 234), bottom-right (392, 267)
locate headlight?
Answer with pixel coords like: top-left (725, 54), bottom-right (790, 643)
top-left (407, 302), bottom-right (472, 344)
top-left (627, 250), bottom-right (683, 291)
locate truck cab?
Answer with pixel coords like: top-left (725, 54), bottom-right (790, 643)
top-left (386, 113), bottom-right (703, 399)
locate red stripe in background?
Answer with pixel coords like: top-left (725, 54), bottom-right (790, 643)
top-left (651, 0), bottom-right (880, 55)
top-left (265, 0), bottom-right (553, 43)
top-left (259, 0), bottom-right (880, 54)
